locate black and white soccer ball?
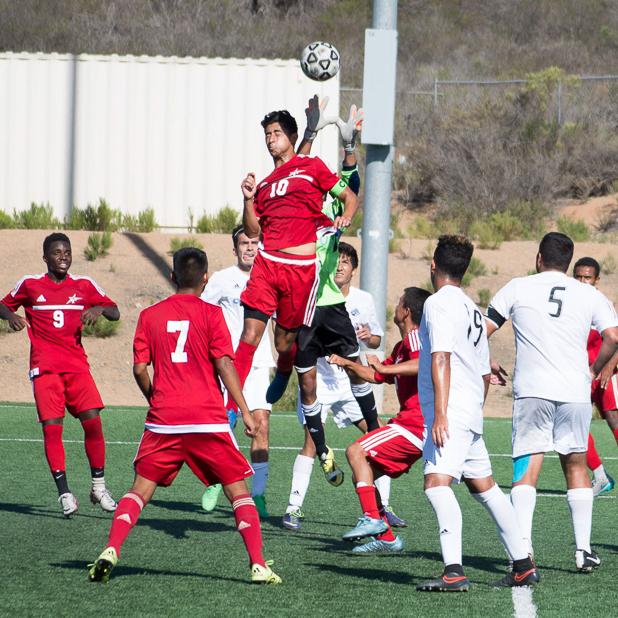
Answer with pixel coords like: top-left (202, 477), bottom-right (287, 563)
top-left (300, 41), bottom-right (340, 81)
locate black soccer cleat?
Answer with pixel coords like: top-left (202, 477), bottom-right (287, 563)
top-left (417, 571), bottom-right (470, 592)
top-left (575, 549), bottom-right (601, 573)
top-left (493, 567), bottom-right (540, 588)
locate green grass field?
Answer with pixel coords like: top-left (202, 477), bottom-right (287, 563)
top-left (1, 403), bottom-right (616, 617)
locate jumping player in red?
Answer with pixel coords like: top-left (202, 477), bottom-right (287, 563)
top-left (329, 287), bottom-right (431, 554)
top-left (236, 109), bottom-right (358, 474)
top-left (88, 247), bottom-right (281, 585)
top-left (0, 232), bottom-right (119, 517)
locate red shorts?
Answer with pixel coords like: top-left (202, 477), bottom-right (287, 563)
top-left (133, 430), bottom-right (254, 487)
top-left (240, 250), bottom-right (319, 330)
top-left (357, 424), bottom-right (423, 478)
top-left (591, 374), bottom-right (618, 417)
top-left (32, 372), bottom-right (104, 422)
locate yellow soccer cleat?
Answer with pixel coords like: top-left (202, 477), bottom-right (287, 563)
top-left (251, 560), bottom-right (282, 585)
top-left (88, 547), bottom-right (118, 583)
top-left (319, 447), bottom-right (344, 487)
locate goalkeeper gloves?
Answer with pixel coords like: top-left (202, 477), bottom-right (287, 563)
top-left (337, 104), bottom-right (364, 153)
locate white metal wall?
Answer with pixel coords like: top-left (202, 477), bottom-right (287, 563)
top-left (0, 52), bottom-right (340, 228)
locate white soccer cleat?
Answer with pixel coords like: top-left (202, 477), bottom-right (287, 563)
top-left (59, 492), bottom-right (78, 518)
top-left (251, 560), bottom-right (282, 585)
top-left (90, 487), bottom-right (117, 512)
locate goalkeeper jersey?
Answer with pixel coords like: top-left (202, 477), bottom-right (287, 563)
top-left (316, 164), bottom-right (359, 307)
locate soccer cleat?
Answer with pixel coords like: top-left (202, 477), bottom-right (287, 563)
top-left (342, 515), bottom-right (388, 541)
top-left (592, 473), bottom-right (615, 497)
top-left (384, 505), bottom-right (408, 528)
top-left (253, 494), bottom-right (269, 518)
top-left (493, 567), bottom-right (540, 588)
top-left (251, 560), bottom-right (282, 585)
top-left (319, 447), bottom-right (344, 487)
top-left (90, 487), bottom-right (117, 512)
top-left (201, 484), bottom-right (223, 512)
top-left (352, 535), bottom-right (404, 554)
top-left (58, 492), bottom-right (78, 518)
top-left (282, 508), bottom-right (304, 531)
top-left (88, 547), bottom-right (118, 583)
top-left (416, 571), bottom-right (470, 592)
top-left (266, 371), bottom-right (292, 404)
top-left (575, 549), bottom-right (601, 572)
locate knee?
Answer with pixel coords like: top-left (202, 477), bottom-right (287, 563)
top-left (346, 442), bottom-right (362, 464)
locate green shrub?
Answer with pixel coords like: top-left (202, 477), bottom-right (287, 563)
top-left (601, 254), bottom-right (617, 275)
top-left (420, 240), bottom-right (435, 262)
top-left (477, 288), bottom-right (492, 307)
top-left (169, 237), bottom-right (204, 254)
top-left (556, 216), bottom-right (590, 242)
top-left (470, 220), bottom-right (503, 250)
top-left (84, 231), bottom-right (113, 261)
top-left (67, 199), bottom-right (121, 231)
top-left (407, 215), bottom-right (435, 239)
top-left (385, 304), bottom-right (394, 324)
top-left (462, 256), bottom-right (487, 287)
top-left (122, 208), bottom-right (158, 232)
top-left (13, 203), bottom-right (60, 229)
top-left (82, 316), bottom-right (120, 338)
top-left (0, 209), bottom-right (14, 229)
top-left (196, 206), bottom-right (240, 233)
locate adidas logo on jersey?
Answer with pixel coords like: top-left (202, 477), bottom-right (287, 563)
top-left (238, 520), bottom-right (251, 530)
top-left (36, 295), bottom-right (47, 302)
top-left (369, 450), bottom-right (378, 457)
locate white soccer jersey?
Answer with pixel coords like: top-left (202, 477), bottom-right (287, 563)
top-left (201, 265), bottom-right (274, 368)
top-left (345, 287), bottom-right (384, 351)
top-left (487, 271), bottom-right (618, 403)
top-left (419, 284), bottom-right (490, 434)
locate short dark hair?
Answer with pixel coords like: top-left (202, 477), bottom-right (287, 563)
top-left (433, 234), bottom-right (474, 280)
top-left (261, 110), bottom-right (298, 141)
top-left (43, 232), bottom-right (71, 255)
top-left (402, 286), bottom-right (432, 325)
top-left (573, 256), bottom-right (600, 278)
top-left (338, 241), bottom-right (358, 270)
top-left (231, 224), bottom-right (245, 248)
top-left (538, 232), bottom-right (574, 273)
top-left (173, 247), bottom-right (208, 288)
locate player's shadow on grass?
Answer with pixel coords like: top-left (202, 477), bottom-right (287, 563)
top-left (149, 499), bottom-right (203, 514)
top-left (139, 517), bottom-right (236, 539)
top-left (0, 502), bottom-right (109, 521)
top-left (306, 562), bottom-right (413, 585)
top-left (53, 560), bottom-right (246, 584)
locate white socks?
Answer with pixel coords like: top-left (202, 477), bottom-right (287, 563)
top-left (286, 454), bottom-right (314, 512)
top-left (425, 486), bottom-right (463, 566)
top-left (567, 488), bottom-right (593, 553)
top-left (510, 484), bottom-right (536, 554)
top-left (472, 484), bottom-right (528, 561)
top-left (251, 462), bottom-right (269, 497)
top-left (375, 475), bottom-right (391, 508)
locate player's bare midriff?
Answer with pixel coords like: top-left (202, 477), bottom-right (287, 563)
top-left (278, 241), bottom-right (316, 256)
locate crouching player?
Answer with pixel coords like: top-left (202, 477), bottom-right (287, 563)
top-left (88, 248), bottom-right (281, 585)
top-left (329, 287), bottom-right (431, 554)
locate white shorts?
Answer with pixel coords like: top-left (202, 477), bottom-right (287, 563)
top-left (223, 366), bottom-right (272, 413)
top-left (296, 375), bottom-right (363, 429)
top-left (512, 397), bottom-right (591, 458)
top-left (423, 418), bottom-right (492, 482)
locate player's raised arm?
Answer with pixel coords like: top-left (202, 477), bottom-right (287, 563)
top-left (328, 353), bottom-right (377, 383)
top-left (367, 354), bottom-right (419, 377)
top-left (241, 172), bottom-right (260, 239)
top-left (331, 185), bottom-right (358, 230)
top-left (297, 94), bottom-right (337, 156)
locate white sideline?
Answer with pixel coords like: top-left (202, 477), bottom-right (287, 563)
top-left (512, 586), bottom-right (538, 618)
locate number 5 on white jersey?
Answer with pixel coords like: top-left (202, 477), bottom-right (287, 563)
top-left (167, 320), bottom-right (190, 363)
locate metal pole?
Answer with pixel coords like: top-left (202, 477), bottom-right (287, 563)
top-left (360, 0), bottom-right (398, 342)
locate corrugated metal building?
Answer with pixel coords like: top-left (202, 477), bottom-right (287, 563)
top-left (0, 52), bottom-right (340, 228)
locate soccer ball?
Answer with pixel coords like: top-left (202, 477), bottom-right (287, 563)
top-left (300, 41), bottom-right (340, 81)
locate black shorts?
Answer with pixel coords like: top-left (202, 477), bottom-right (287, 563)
top-left (295, 303), bottom-right (360, 370)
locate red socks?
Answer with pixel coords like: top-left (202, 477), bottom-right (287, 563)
top-left (356, 485), bottom-right (380, 519)
top-left (42, 424), bottom-right (65, 472)
top-left (232, 494), bottom-right (265, 567)
top-left (82, 416), bottom-right (106, 470)
top-left (234, 341), bottom-right (258, 389)
top-left (586, 433), bottom-right (602, 471)
top-left (107, 492), bottom-right (145, 556)
top-left (276, 342), bottom-right (297, 374)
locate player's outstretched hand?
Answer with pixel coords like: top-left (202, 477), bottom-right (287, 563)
top-left (489, 359), bottom-right (508, 386)
top-left (7, 313), bottom-right (28, 331)
top-left (365, 354), bottom-right (384, 372)
top-left (82, 307), bottom-right (103, 326)
top-left (304, 94), bottom-right (337, 141)
top-left (432, 414), bottom-right (449, 448)
top-left (337, 104), bottom-right (364, 152)
top-left (327, 353), bottom-right (349, 368)
top-left (241, 173), bottom-right (257, 200)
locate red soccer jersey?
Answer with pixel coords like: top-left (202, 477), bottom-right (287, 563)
top-left (587, 329), bottom-right (602, 366)
top-left (133, 294), bottom-right (234, 429)
top-left (1, 273), bottom-right (117, 376)
top-left (254, 154), bottom-right (340, 251)
top-left (374, 329), bottom-right (424, 437)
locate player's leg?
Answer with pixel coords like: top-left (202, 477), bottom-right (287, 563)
top-left (235, 313), bottom-right (268, 388)
top-left (89, 474), bottom-right (156, 583)
top-left (347, 371), bottom-right (380, 432)
top-left (586, 433), bottom-right (613, 496)
top-left (605, 408), bottom-right (618, 444)
top-left (250, 408), bottom-right (270, 517)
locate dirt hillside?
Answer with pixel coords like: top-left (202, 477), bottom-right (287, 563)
top-left (1, 229), bottom-right (616, 417)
